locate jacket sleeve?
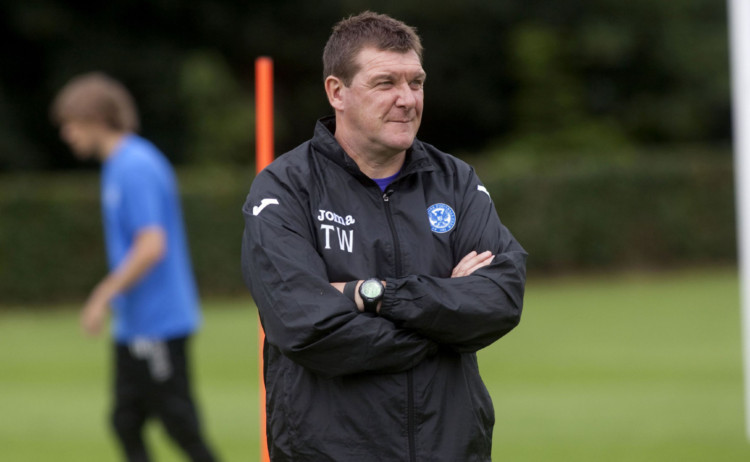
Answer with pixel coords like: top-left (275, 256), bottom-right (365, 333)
top-left (378, 169), bottom-right (527, 353)
top-left (242, 169), bottom-right (439, 378)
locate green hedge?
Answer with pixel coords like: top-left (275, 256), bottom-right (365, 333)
top-left (0, 153), bottom-right (737, 304)
top-left (486, 154), bottom-right (736, 271)
top-left (0, 168), bottom-right (254, 305)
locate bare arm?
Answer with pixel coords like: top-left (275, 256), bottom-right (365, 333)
top-left (80, 226), bottom-right (166, 336)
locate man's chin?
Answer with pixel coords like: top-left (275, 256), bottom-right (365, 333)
top-left (387, 134), bottom-right (417, 152)
top-left (384, 127), bottom-right (419, 149)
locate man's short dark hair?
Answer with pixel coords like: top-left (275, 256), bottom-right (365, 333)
top-left (51, 72), bottom-right (140, 132)
top-left (323, 11), bottom-right (423, 86)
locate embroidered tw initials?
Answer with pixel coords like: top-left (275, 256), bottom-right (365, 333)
top-left (317, 209), bottom-right (355, 253)
top-left (320, 225), bottom-right (354, 253)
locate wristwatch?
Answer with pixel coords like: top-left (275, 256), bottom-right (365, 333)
top-left (359, 278), bottom-right (384, 314)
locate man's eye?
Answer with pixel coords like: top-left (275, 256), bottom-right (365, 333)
top-left (410, 80), bottom-right (424, 89)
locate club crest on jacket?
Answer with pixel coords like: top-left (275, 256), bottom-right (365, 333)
top-left (427, 203), bottom-right (456, 233)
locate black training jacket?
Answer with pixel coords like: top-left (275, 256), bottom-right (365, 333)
top-left (242, 117), bottom-right (527, 461)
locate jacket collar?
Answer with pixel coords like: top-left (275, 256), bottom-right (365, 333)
top-left (311, 116), bottom-right (434, 180)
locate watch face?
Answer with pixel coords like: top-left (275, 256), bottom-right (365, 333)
top-left (361, 280), bottom-right (383, 299)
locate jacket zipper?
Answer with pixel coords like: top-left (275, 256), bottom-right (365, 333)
top-left (383, 190), bottom-right (416, 462)
top-left (382, 190), bottom-right (402, 276)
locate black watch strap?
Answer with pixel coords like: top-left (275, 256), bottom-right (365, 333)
top-left (363, 299), bottom-right (378, 314)
top-left (343, 280), bottom-right (358, 302)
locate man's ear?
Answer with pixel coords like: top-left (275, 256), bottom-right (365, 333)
top-left (324, 76), bottom-right (346, 111)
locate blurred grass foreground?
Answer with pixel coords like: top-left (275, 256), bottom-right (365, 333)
top-left (1, 268), bottom-right (748, 461)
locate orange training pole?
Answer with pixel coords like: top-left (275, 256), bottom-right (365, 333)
top-left (255, 56), bottom-right (273, 462)
top-left (256, 57), bottom-right (274, 172)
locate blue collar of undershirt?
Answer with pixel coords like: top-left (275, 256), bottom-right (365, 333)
top-left (373, 171), bottom-right (400, 192)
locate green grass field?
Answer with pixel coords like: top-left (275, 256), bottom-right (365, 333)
top-left (1, 268), bottom-right (749, 461)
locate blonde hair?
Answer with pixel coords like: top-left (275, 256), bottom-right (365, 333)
top-left (51, 72), bottom-right (139, 132)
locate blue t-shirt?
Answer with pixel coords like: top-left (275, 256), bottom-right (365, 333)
top-left (101, 134), bottom-right (201, 342)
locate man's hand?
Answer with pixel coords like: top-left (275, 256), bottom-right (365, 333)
top-left (79, 227), bottom-right (166, 337)
top-left (451, 250), bottom-right (494, 278)
top-left (80, 284), bottom-right (111, 336)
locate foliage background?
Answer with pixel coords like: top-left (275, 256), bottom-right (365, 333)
top-left (0, 0), bottom-right (730, 169)
top-left (0, 0), bottom-right (735, 303)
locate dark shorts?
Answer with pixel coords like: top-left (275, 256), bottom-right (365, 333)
top-left (112, 336), bottom-right (217, 462)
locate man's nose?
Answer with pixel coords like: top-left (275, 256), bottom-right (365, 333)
top-left (395, 82), bottom-right (417, 109)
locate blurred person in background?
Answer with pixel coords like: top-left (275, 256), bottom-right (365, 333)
top-left (242, 11), bottom-right (527, 461)
top-left (51, 72), bottom-right (218, 462)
